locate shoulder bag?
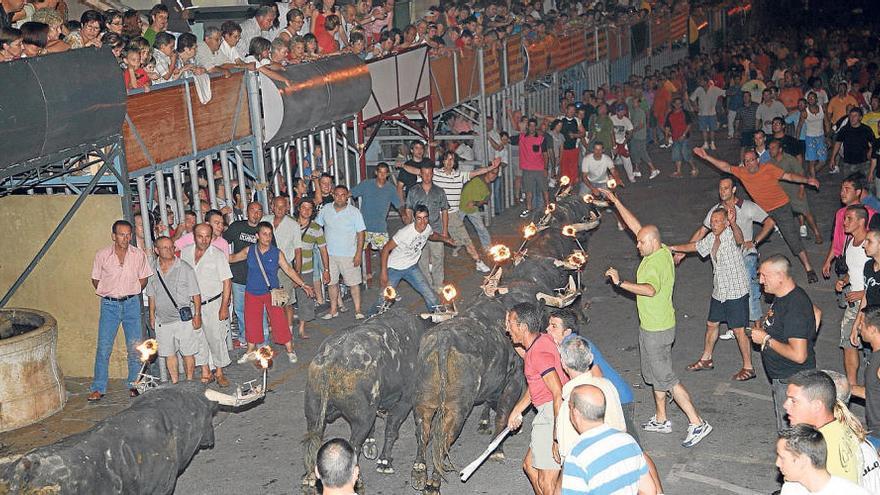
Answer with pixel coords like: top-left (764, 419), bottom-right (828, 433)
top-left (156, 270), bottom-right (194, 321)
top-left (253, 245), bottom-right (290, 307)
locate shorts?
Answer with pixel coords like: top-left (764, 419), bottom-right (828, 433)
top-left (365, 231), bottom-right (389, 250)
top-left (638, 326), bottom-right (679, 392)
top-left (788, 191), bottom-right (811, 216)
top-left (629, 138), bottom-right (651, 165)
top-left (804, 135), bottom-right (827, 162)
top-left (698, 115), bottom-right (718, 131)
top-left (621, 402), bottom-right (642, 447)
top-left (671, 139), bottom-right (692, 163)
top-left (740, 131), bottom-right (756, 148)
top-left (447, 211), bottom-right (474, 249)
top-left (530, 401), bottom-right (561, 470)
top-left (708, 295), bottom-right (749, 329)
top-left (295, 271), bottom-right (316, 322)
top-left (328, 255), bottom-right (362, 286)
top-left (156, 320), bottom-right (201, 357)
top-left (277, 269), bottom-right (297, 306)
top-left (769, 204), bottom-right (804, 256)
top-left (521, 169), bottom-right (548, 195)
top-left (839, 303), bottom-right (861, 349)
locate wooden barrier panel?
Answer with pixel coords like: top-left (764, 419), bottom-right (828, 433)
top-left (596, 29), bottom-right (608, 61)
top-left (457, 48), bottom-right (480, 101)
top-left (670, 8), bottom-right (688, 40)
top-left (651, 15), bottom-right (669, 49)
top-left (551, 33), bottom-right (587, 72)
top-left (585, 29), bottom-right (597, 62)
top-left (525, 36), bottom-right (553, 80)
top-left (123, 72), bottom-right (250, 173)
top-left (608, 28), bottom-right (620, 61)
top-left (429, 54), bottom-right (456, 112)
top-left (483, 46), bottom-right (502, 95)
top-left (506, 34), bottom-right (525, 85)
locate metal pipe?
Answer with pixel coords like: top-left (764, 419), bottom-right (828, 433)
top-left (296, 137), bottom-right (305, 180)
top-left (284, 142), bottom-right (294, 200)
top-left (205, 155), bottom-right (218, 210)
top-left (308, 133), bottom-right (316, 176)
top-left (172, 164), bottom-right (186, 227)
top-left (270, 146), bottom-right (281, 197)
top-left (154, 169), bottom-right (169, 235)
top-left (477, 48), bottom-right (490, 170)
top-left (330, 126), bottom-right (340, 181)
top-left (341, 121), bottom-right (351, 190)
top-left (354, 116), bottom-right (364, 184)
top-left (136, 176), bottom-right (154, 253)
top-left (245, 71), bottom-right (270, 211)
top-left (189, 159), bottom-right (201, 223)
top-left (319, 130), bottom-right (328, 173)
top-left (235, 146), bottom-right (248, 209)
top-left (219, 150), bottom-right (234, 221)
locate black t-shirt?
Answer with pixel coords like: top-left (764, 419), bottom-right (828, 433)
top-left (774, 134), bottom-right (802, 157)
top-left (866, 350), bottom-right (880, 432)
top-left (560, 117), bottom-right (580, 150)
top-left (865, 260), bottom-right (880, 307)
top-left (761, 286), bottom-right (817, 379)
top-left (400, 158), bottom-right (428, 194)
top-left (222, 221), bottom-right (259, 284)
top-left (836, 124), bottom-right (875, 164)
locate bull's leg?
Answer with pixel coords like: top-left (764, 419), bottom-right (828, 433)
top-left (489, 380), bottom-right (523, 462)
top-left (376, 400), bottom-right (412, 474)
top-left (477, 403), bottom-right (494, 434)
top-left (348, 415), bottom-right (376, 495)
top-left (411, 404), bottom-right (434, 491)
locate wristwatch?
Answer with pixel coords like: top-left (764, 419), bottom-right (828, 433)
top-left (616, 279), bottom-right (624, 288)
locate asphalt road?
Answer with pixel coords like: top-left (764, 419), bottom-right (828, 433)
top-left (170, 137), bottom-right (852, 495)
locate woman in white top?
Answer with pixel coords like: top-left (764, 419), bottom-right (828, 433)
top-left (801, 91), bottom-right (828, 178)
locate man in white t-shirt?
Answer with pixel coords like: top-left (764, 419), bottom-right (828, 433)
top-left (690, 77), bottom-right (726, 150)
top-left (370, 205), bottom-right (453, 315)
top-left (580, 142), bottom-right (622, 194)
top-left (777, 424), bottom-right (869, 495)
top-left (836, 205), bottom-right (870, 386)
top-left (609, 104), bottom-right (637, 182)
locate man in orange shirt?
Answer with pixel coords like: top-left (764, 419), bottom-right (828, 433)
top-left (694, 147), bottom-right (821, 283)
top-left (653, 76), bottom-right (676, 147)
top-left (827, 83), bottom-right (858, 127)
top-left (778, 73), bottom-right (803, 113)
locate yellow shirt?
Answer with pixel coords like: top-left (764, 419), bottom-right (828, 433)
top-left (819, 420), bottom-right (862, 484)
top-left (863, 111), bottom-right (880, 138)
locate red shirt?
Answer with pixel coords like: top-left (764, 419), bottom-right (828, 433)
top-left (664, 110), bottom-right (691, 141)
top-left (524, 333), bottom-right (568, 406)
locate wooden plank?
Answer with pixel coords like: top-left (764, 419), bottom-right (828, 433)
top-left (123, 85), bottom-right (191, 172)
top-left (505, 34), bottom-right (525, 84)
top-left (191, 72), bottom-right (251, 151)
top-left (596, 29), bottom-right (608, 61)
top-left (482, 46), bottom-right (502, 94)
top-left (525, 36), bottom-right (552, 80)
top-left (429, 54), bottom-right (456, 111)
top-left (457, 48), bottom-right (479, 101)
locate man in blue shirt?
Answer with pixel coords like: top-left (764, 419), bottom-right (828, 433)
top-left (351, 163), bottom-right (402, 280)
top-left (316, 185), bottom-right (367, 319)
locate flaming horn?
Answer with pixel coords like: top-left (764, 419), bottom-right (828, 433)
top-left (562, 224), bottom-right (587, 252)
top-left (517, 222), bottom-right (538, 253)
top-left (421, 284), bottom-right (459, 322)
top-left (377, 286), bottom-right (397, 314)
top-left (133, 339), bottom-right (160, 393)
top-left (582, 194), bottom-right (609, 208)
top-left (482, 245), bottom-right (511, 297)
top-left (537, 203), bottom-right (556, 227)
top-left (254, 345), bottom-right (274, 393)
top-left (554, 175), bottom-right (572, 198)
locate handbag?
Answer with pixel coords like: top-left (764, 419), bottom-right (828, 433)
top-left (156, 270), bottom-right (194, 322)
top-left (253, 245), bottom-right (290, 307)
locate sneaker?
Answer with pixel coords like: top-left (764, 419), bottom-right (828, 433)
top-left (633, 171), bottom-right (642, 178)
top-left (288, 351), bottom-right (298, 364)
top-left (710, 142), bottom-right (717, 150)
top-left (354, 313), bottom-right (365, 320)
top-left (659, 143), bottom-right (670, 149)
top-left (321, 312), bottom-right (338, 320)
top-left (799, 225), bottom-right (808, 238)
top-left (519, 210), bottom-right (531, 218)
top-left (701, 142), bottom-right (710, 149)
top-left (649, 169), bottom-right (660, 179)
top-left (237, 351), bottom-right (256, 364)
top-left (338, 305), bottom-right (349, 313)
top-left (682, 421), bottom-right (713, 447)
top-left (641, 415), bottom-right (672, 434)
top-left (829, 166), bottom-right (840, 175)
top-left (475, 260), bottom-right (491, 273)
top-left (718, 329), bottom-right (735, 341)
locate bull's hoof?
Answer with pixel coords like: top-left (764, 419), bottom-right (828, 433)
top-left (410, 462), bottom-right (427, 490)
top-left (376, 458), bottom-right (395, 474)
top-left (477, 420), bottom-right (492, 434)
top-left (301, 477), bottom-right (318, 495)
top-left (489, 451), bottom-right (505, 462)
top-left (355, 477), bottom-right (365, 495)
top-left (362, 438), bottom-right (378, 460)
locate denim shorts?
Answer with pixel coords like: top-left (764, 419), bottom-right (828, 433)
top-left (671, 140), bottom-right (692, 163)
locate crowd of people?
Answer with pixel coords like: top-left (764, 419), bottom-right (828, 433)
top-left (16, 0), bottom-right (880, 491)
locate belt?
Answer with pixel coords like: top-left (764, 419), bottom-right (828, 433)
top-left (103, 295), bottom-right (137, 302)
top-left (204, 293), bottom-right (222, 304)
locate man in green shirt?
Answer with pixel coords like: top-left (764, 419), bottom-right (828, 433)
top-left (143, 4), bottom-right (169, 47)
top-left (602, 188), bottom-right (713, 448)
top-left (459, 167), bottom-right (500, 251)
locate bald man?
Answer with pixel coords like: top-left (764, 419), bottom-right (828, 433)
top-left (602, 188), bottom-right (713, 448)
top-left (560, 384), bottom-right (656, 494)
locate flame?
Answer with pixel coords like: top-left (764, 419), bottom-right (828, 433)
top-left (562, 225), bottom-right (577, 237)
top-left (489, 244), bottom-right (511, 262)
top-left (136, 339), bottom-right (158, 362)
top-left (567, 251), bottom-right (587, 266)
top-left (255, 345), bottom-right (274, 369)
top-left (559, 175), bottom-right (570, 186)
top-left (582, 194), bottom-right (594, 203)
top-left (545, 203), bottom-right (557, 214)
top-left (523, 223), bottom-right (538, 239)
top-left (441, 284), bottom-right (457, 302)
top-left (383, 286), bottom-right (397, 301)
top-left (606, 178), bottom-right (618, 189)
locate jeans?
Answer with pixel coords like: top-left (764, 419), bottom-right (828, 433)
top-left (743, 252), bottom-right (761, 322)
top-left (233, 282), bottom-right (268, 343)
top-left (91, 296), bottom-right (144, 393)
top-left (770, 378), bottom-right (790, 433)
top-left (370, 264), bottom-right (439, 315)
top-left (418, 240), bottom-right (445, 292)
top-left (464, 212), bottom-right (492, 250)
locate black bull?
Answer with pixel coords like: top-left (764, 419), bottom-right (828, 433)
top-left (0, 382), bottom-right (216, 495)
top-left (301, 194), bottom-right (597, 494)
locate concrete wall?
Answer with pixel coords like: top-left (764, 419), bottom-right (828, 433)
top-left (0, 195), bottom-right (131, 379)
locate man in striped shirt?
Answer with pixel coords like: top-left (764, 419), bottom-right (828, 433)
top-left (561, 384), bottom-right (656, 495)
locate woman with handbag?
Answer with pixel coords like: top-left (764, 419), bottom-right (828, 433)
top-left (229, 221), bottom-right (315, 364)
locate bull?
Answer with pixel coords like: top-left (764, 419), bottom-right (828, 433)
top-left (0, 381), bottom-right (245, 495)
top-left (302, 308), bottom-right (427, 494)
top-left (410, 256), bottom-right (571, 494)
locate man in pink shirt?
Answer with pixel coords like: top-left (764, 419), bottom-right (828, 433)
top-left (822, 174), bottom-right (880, 278)
top-left (505, 302), bottom-right (568, 494)
top-left (175, 209), bottom-right (230, 256)
top-left (88, 220), bottom-right (153, 401)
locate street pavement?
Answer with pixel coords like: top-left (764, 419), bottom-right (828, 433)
top-left (1, 136), bottom-right (855, 495)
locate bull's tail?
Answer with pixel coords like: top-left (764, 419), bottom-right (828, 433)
top-left (430, 349), bottom-right (454, 475)
top-left (302, 366), bottom-right (331, 478)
